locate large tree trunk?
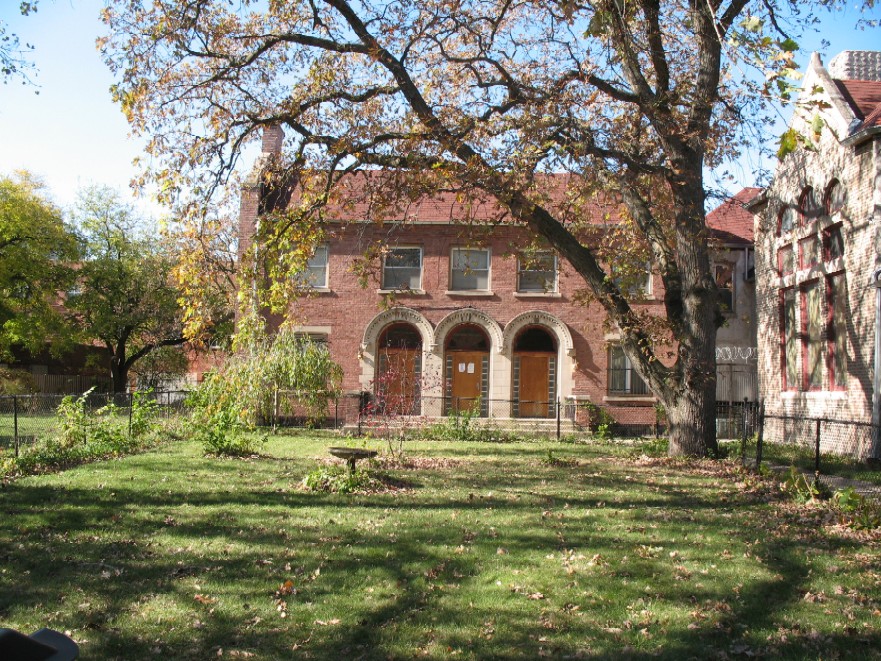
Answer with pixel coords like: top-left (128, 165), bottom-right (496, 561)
top-left (665, 372), bottom-right (718, 457)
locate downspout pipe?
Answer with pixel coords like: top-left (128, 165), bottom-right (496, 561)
top-left (872, 268), bottom-right (881, 459)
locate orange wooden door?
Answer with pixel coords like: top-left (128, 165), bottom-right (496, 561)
top-left (378, 348), bottom-right (420, 414)
top-left (518, 354), bottom-right (550, 418)
top-left (449, 351), bottom-right (485, 413)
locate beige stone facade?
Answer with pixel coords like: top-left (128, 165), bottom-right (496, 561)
top-left (753, 51), bottom-right (881, 457)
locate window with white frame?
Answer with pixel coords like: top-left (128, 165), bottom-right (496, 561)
top-left (608, 346), bottom-right (649, 395)
top-left (517, 252), bottom-right (557, 293)
top-left (450, 247), bottom-right (490, 291)
top-left (610, 262), bottom-right (652, 298)
top-left (382, 247), bottom-right (422, 290)
top-left (295, 244), bottom-right (329, 288)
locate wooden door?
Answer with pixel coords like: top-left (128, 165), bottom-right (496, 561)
top-left (378, 348), bottom-right (420, 415)
top-left (518, 354), bottom-right (551, 418)
top-left (448, 351), bottom-right (485, 413)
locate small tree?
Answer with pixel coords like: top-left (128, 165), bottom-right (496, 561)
top-left (189, 319), bottom-right (343, 454)
top-left (67, 185), bottom-right (186, 392)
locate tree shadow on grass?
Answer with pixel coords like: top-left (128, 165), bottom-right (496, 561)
top-left (0, 454), bottom-right (878, 659)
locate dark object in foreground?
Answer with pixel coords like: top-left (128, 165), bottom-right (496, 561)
top-left (0, 627), bottom-right (79, 660)
top-left (328, 447), bottom-right (378, 474)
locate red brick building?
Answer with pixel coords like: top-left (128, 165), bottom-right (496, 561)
top-left (239, 127), bottom-right (757, 434)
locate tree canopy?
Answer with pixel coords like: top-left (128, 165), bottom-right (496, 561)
top-left (67, 186), bottom-right (186, 392)
top-left (101, 0), bottom-right (860, 454)
top-left (0, 171), bottom-right (77, 358)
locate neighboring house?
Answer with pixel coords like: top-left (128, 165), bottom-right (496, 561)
top-left (239, 127), bottom-right (757, 434)
top-left (753, 50), bottom-right (881, 458)
top-left (706, 188), bottom-right (761, 410)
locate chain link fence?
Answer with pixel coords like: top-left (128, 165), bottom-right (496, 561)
top-left (0, 390), bottom-right (191, 457)
top-left (734, 402), bottom-right (881, 493)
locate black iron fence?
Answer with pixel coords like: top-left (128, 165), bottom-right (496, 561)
top-left (733, 402), bottom-right (881, 489)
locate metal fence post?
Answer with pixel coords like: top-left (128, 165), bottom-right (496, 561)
top-left (740, 397), bottom-right (749, 467)
top-left (556, 399), bottom-right (561, 440)
top-left (755, 400), bottom-right (764, 470)
top-left (13, 395), bottom-right (19, 458)
top-left (815, 418), bottom-right (822, 475)
top-left (128, 391), bottom-right (134, 438)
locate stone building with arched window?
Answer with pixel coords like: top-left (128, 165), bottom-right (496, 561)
top-left (752, 50), bottom-right (881, 458)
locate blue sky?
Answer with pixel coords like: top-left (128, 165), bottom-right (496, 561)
top-left (0, 0), bottom-right (879, 220)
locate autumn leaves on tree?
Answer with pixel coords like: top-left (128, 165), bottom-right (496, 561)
top-left (102, 0), bottom-right (827, 454)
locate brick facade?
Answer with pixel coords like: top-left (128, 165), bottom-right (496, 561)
top-left (753, 51), bottom-right (881, 457)
top-left (239, 131), bottom-right (757, 433)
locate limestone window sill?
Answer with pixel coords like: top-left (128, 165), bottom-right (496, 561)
top-left (513, 291), bottom-right (561, 299)
top-left (444, 290), bottom-right (494, 297)
top-left (376, 289), bottom-right (427, 296)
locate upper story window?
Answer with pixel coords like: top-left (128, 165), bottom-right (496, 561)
top-left (610, 262), bottom-right (652, 298)
top-left (798, 235), bottom-right (819, 270)
top-left (382, 247), bottom-right (422, 290)
top-left (823, 223), bottom-right (844, 261)
top-left (824, 179), bottom-right (846, 216)
top-left (450, 247), bottom-right (490, 291)
top-left (608, 346), bottom-right (649, 395)
top-left (517, 252), bottom-right (557, 293)
top-left (295, 244), bottom-right (329, 289)
top-left (714, 263), bottom-right (734, 313)
top-left (778, 245), bottom-right (794, 276)
top-left (799, 186), bottom-right (822, 225)
top-left (777, 205), bottom-right (797, 236)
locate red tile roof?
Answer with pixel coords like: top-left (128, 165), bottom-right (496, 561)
top-left (309, 171), bottom-right (621, 226)
top-left (285, 171), bottom-right (757, 246)
top-left (835, 79), bottom-right (881, 128)
top-left (705, 187), bottom-right (761, 245)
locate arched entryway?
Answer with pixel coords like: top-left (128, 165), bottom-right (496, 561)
top-left (376, 323), bottom-right (422, 415)
top-left (444, 324), bottom-right (490, 416)
top-left (513, 326), bottom-right (557, 418)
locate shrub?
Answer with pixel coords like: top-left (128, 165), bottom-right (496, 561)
top-left (420, 408), bottom-right (524, 443)
top-left (0, 367), bottom-right (37, 395)
top-left (579, 402), bottom-right (616, 441)
top-left (781, 466), bottom-right (831, 503)
top-left (3, 386), bottom-right (162, 478)
top-left (187, 323), bottom-right (342, 455)
top-left (302, 465), bottom-right (380, 493)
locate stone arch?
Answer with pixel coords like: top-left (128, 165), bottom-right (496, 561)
top-left (359, 307), bottom-right (435, 390)
top-left (502, 310), bottom-right (576, 402)
top-left (502, 310), bottom-right (575, 357)
top-left (433, 308), bottom-right (504, 354)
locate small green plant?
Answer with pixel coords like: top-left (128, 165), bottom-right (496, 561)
top-left (629, 436), bottom-right (669, 458)
top-left (579, 402), bottom-right (616, 441)
top-left (540, 449), bottom-right (578, 467)
top-left (832, 487), bottom-right (863, 513)
top-left (130, 389), bottom-right (160, 437)
top-left (831, 487), bottom-right (881, 530)
top-left (55, 388), bottom-right (92, 447)
top-left (781, 466), bottom-right (831, 503)
top-left (302, 465), bottom-right (380, 493)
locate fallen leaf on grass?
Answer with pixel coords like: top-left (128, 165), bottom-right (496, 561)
top-left (314, 619), bottom-right (341, 626)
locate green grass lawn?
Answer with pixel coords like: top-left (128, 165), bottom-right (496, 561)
top-left (1, 432), bottom-right (879, 659)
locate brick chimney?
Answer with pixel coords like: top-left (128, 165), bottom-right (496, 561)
top-left (262, 124), bottom-right (285, 155)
